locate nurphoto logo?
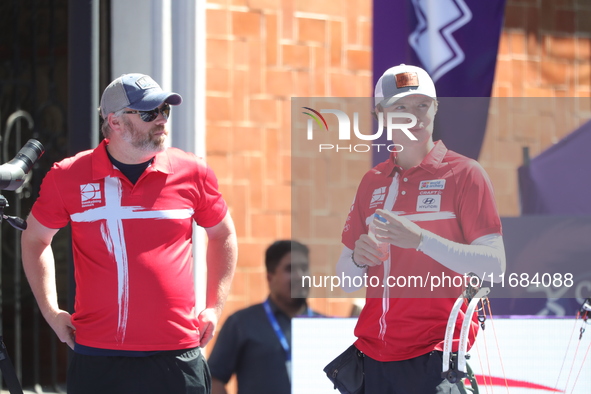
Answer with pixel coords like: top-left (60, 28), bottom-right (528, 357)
top-left (302, 107), bottom-right (418, 153)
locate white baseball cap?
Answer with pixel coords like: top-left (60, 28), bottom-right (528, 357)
top-left (374, 64), bottom-right (436, 109)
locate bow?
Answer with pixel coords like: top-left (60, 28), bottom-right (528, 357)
top-left (554, 297), bottom-right (591, 393)
top-left (441, 273), bottom-right (497, 392)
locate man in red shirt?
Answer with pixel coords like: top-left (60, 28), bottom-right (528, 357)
top-left (21, 73), bottom-right (237, 394)
top-left (336, 64), bottom-right (506, 393)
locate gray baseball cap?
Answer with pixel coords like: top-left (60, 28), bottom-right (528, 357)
top-left (99, 73), bottom-right (182, 119)
top-left (374, 64), bottom-right (436, 109)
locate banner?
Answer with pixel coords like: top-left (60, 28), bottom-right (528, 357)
top-left (373, 0), bottom-right (506, 163)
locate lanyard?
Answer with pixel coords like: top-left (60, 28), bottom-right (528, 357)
top-left (263, 300), bottom-right (314, 383)
top-left (263, 299), bottom-right (291, 362)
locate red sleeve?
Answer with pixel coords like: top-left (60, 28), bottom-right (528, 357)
top-left (31, 164), bottom-right (71, 229)
top-left (193, 163), bottom-right (228, 228)
top-left (456, 161), bottom-right (502, 244)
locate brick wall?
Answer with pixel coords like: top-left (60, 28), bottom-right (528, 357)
top-left (204, 0), bottom-right (373, 375)
top-left (484, 0), bottom-right (591, 216)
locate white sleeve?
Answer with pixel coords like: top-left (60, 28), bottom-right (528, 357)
top-left (417, 231), bottom-right (506, 282)
top-left (335, 246), bottom-right (367, 293)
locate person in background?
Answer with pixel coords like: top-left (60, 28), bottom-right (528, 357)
top-left (208, 240), bottom-right (320, 394)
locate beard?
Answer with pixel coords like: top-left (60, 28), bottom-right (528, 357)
top-left (121, 118), bottom-right (167, 153)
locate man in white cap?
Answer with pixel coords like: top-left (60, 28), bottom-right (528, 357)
top-left (335, 64), bottom-right (506, 392)
top-left (21, 73), bottom-right (237, 394)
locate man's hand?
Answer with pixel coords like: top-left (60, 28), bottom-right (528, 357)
top-left (374, 209), bottom-right (422, 249)
top-left (353, 233), bottom-right (388, 267)
top-left (197, 307), bottom-right (219, 347)
top-left (46, 309), bottom-right (76, 350)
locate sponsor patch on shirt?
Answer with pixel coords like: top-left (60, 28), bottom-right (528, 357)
top-left (369, 187), bottom-right (386, 209)
top-left (80, 183), bottom-right (102, 207)
top-left (416, 194), bottom-right (441, 212)
top-left (419, 179), bottom-right (446, 190)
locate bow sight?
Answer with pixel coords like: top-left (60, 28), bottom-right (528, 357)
top-left (0, 139), bottom-right (44, 231)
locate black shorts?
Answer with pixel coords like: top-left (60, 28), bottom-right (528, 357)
top-left (67, 347), bottom-right (211, 394)
top-left (364, 351), bottom-right (469, 394)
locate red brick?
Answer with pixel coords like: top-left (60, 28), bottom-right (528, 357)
top-left (264, 184), bottom-right (291, 212)
top-left (233, 40), bottom-right (249, 68)
top-left (247, 51), bottom-right (263, 94)
top-left (251, 213), bottom-right (280, 238)
top-left (347, 16), bottom-right (358, 46)
top-left (233, 127), bottom-right (264, 152)
top-left (282, 44), bottom-right (311, 68)
top-left (281, 154), bottom-right (292, 183)
top-left (330, 20), bottom-right (343, 68)
top-left (540, 61), bottom-right (571, 86)
top-left (236, 242), bottom-right (267, 268)
top-left (297, 17), bottom-right (326, 43)
top-left (249, 177), bottom-right (264, 211)
top-left (232, 11), bottom-right (262, 37)
top-left (295, 0), bottom-right (344, 16)
top-left (248, 0), bottom-right (281, 10)
top-left (329, 72), bottom-right (353, 96)
top-left (265, 13), bottom-right (279, 65)
top-left (248, 39), bottom-right (263, 73)
top-left (206, 125), bottom-right (234, 153)
top-left (356, 73), bottom-right (372, 97)
top-left (577, 37), bottom-right (591, 60)
top-left (546, 36), bottom-right (577, 60)
top-left (346, 49), bottom-right (371, 70)
top-left (248, 271), bottom-right (270, 300)
top-left (250, 99), bottom-right (279, 124)
top-left (266, 69), bottom-right (293, 96)
top-left (526, 31), bottom-right (540, 58)
top-left (509, 31), bottom-right (526, 56)
top-left (205, 155), bottom-right (230, 183)
top-left (207, 67), bottom-right (231, 92)
top-left (281, 0), bottom-right (295, 39)
top-left (228, 207), bottom-right (247, 239)
top-left (359, 19), bottom-right (371, 48)
top-left (206, 38), bottom-right (231, 67)
top-left (206, 96), bottom-right (232, 122)
top-left (293, 70), bottom-right (312, 96)
top-left (207, 9), bottom-right (230, 37)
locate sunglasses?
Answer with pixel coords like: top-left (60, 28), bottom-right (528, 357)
top-left (122, 103), bottom-right (171, 122)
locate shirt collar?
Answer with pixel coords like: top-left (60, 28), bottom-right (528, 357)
top-left (385, 140), bottom-right (448, 176)
top-left (91, 139), bottom-right (173, 180)
top-left (266, 296), bottom-right (310, 318)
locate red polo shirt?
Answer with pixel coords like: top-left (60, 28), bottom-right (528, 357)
top-left (342, 141), bottom-right (501, 361)
top-left (32, 140), bottom-right (227, 351)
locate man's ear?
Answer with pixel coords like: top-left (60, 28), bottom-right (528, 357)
top-left (108, 112), bottom-right (123, 132)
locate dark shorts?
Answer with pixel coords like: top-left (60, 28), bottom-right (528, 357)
top-left (67, 347), bottom-right (211, 394)
top-left (364, 351), bottom-right (470, 394)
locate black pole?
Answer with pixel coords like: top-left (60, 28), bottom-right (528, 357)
top-left (67, 0), bottom-right (100, 354)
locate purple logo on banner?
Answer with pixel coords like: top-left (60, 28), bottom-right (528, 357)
top-left (372, 0), bottom-right (506, 164)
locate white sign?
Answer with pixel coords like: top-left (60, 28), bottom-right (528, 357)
top-left (292, 317), bottom-right (591, 393)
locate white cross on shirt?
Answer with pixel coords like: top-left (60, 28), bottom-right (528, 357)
top-left (71, 176), bottom-right (194, 343)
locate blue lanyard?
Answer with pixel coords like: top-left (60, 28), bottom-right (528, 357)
top-left (263, 299), bottom-right (291, 361)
